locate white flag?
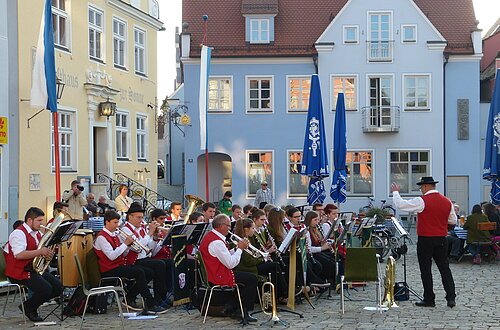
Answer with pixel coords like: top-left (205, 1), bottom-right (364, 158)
top-left (199, 46), bottom-right (211, 150)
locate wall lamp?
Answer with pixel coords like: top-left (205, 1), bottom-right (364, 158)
top-left (98, 97), bottom-right (117, 119)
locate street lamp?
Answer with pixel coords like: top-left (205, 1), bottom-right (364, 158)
top-left (98, 97), bottom-right (117, 119)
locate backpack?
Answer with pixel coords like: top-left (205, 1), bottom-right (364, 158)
top-left (87, 292), bottom-right (108, 314)
top-left (63, 287), bottom-right (86, 316)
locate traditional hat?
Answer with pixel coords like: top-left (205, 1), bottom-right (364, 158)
top-left (416, 176), bottom-right (439, 186)
top-left (126, 201), bottom-right (145, 214)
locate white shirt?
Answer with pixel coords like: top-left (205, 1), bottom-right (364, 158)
top-left (121, 222), bottom-right (156, 259)
top-left (392, 190), bottom-right (457, 225)
top-left (94, 228), bottom-right (129, 261)
top-left (207, 229), bottom-right (242, 270)
top-left (305, 230), bottom-right (322, 254)
top-left (321, 222), bottom-right (332, 237)
top-left (114, 195), bottom-right (133, 212)
top-left (3, 223), bottom-right (41, 257)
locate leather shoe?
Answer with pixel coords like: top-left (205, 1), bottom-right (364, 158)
top-left (447, 300), bottom-right (456, 308)
top-left (18, 305), bottom-right (43, 322)
top-left (415, 300), bottom-right (435, 307)
top-left (244, 312), bottom-right (258, 322)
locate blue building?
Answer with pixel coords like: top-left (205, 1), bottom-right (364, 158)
top-left (179, 0), bottom-right (482, 213)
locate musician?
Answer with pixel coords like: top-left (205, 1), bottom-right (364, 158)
top-left (150, 208), bottom-right (174, 294)
top-left (262, 203), bottom-right (276, 218)
top-left (93, 210), bottom-right (166, 314)
top-left (266, 207), bottom-right (287, 247)
top-left (62, 180), bottom-right (87, 219)
top-left (121, 203), bottom-right (170, 309)
top-left (391, 177), bottom-right (456, 308)
top-left (114, 184), bottom-right (133, 212)
top-left (304, 211), bottom-right (336, 282)
top-left (47, 201), bottom-right (69, 226)
top-left (167, 201), bottom-right (183, 222)
top-left (313, 203), bottom-right (325, 221)
top-left (322, 204), bottom-right (339, 234)
top-left (284, 207), bottom-right (303, 232)
top-left (202, 202), bottom-right (216, 223)
top-left (199, 214), bottom-right (258, 323)
top-left (231, 205), bottom-right (242, 222)
top-left (235, 218), bottom-right (288, 302)
top-left (187, 211), bottom-right (204, 224)
top-left (242, 204), bottom-right (255, 218)
top-left (3, 207), bottom-right (63, 322)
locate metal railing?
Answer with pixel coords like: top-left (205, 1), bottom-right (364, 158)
top-left (96, 172), bottom-right (172, 216)
top-left (366, 40), bottom-right (394, 62)
top-left (361, 106), bottom-right (400, 133)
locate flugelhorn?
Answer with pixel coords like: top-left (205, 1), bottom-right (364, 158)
top-left (118, 229), bottom-right (151, 254)
top-left (228, 231), bottom-right (270, 260)
top-left (382, 256), bottom-right (398, 308)
top-left (262, 273), bottom-right (279, 322)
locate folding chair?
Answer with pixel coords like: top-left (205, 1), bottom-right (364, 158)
top-left (74, 254), bottom-right (126, 330)
top-left (0, 252), bottom-right (27, 323)
top-left (340, 247), bottom-right (382, 314)
top-left (196, 252), bottom-right (244, 324)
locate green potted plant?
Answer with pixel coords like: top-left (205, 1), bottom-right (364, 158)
top-left (365, 207), bottom-right (390, 224)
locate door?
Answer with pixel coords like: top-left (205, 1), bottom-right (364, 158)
top-left (446, 176), bottom-right (468, 215)
top-left (369, 77), bottom-right (392, 128)
top-left (94, 127), bottom-right (110, 181)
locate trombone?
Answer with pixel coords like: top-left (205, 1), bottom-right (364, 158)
top-left (228, 231), bottom-right (270, 260)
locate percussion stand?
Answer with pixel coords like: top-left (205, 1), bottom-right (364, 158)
top-left (394, 235), bottom-right (422, 301)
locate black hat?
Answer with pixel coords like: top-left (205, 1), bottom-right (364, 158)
top-left (126, 202), bottom-right (145, 214)
top-left (416, 176), bottom-right (439, 186)
top-left (53, 201), bottom-right (69, 210)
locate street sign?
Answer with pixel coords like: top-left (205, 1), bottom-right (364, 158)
top-left (0, 117), bottom-right (7, 144)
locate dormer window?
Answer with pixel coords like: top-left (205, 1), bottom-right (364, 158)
top-left (250, 18), bottom-right (270, 43)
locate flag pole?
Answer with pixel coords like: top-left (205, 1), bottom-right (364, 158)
top-left (202, 15), bottom-right (210, 202)
top-left (53, 112), bottom-right (61, 200)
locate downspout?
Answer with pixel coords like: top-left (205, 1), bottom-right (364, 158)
top-left (443, 53), bottom-right (449, 193)
top-left (313, 54), bottom-right (318, 74)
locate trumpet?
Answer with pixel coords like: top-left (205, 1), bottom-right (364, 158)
top-left (228, 231), bottom-right (270, 260)
top-left (118, 229), bottom-right (151, 254)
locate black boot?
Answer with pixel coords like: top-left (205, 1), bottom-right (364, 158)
top-left (244, 310), bottom-right (257, 322)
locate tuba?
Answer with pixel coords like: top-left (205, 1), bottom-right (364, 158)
top-left (382, 256), bottom-right (398, 308)
top-left (32, 212), bottom-right (65, 275)
top-left (262, 273), bottom-right (279, 322)
top-left (182, 194), bottom-right (205, 224)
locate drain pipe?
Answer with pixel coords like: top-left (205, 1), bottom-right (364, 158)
top-left (443, 53), bottom-right (449, 193)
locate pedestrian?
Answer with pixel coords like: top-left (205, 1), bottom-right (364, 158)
top-left (391, 176), bottom-right (457, 308)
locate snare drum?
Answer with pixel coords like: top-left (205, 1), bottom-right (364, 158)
top-left (59, 229), bottom-right (94, 287)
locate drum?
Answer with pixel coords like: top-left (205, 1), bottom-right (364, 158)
top-left (59, 229), bottom-right (94, 287)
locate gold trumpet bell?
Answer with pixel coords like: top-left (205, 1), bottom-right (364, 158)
top-left (183, 194), bottom-right (205, 223)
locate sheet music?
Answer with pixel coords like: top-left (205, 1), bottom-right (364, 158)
top-left (181, 224), bottom-right (196, 239)
top-left (340, 212), bottom-right (353, 224)
top-left (391, 217), bottom-right (408, 236)
top-left (278, 228), bottom-right (298, 254)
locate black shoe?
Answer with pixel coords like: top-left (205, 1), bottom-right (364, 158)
top-left (244, 311), bottom-right (257, 322)
top-left (415, 300), bottom-right (435, 307)
top-left (19, 305), bottom-right (43, 322)
top-left (147, 305), bottom-right (168, 315)
top-left (447, 300), bottom-right (456, 308)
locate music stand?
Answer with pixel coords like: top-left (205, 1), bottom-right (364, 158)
top-left (43, 220), bottom-right (83, 321)
top-left (391, 217), bottom-right (423, 301)
top-left (353, 217), bottom-right (370, 237)
top-left (162, 223), bottom-right (186, 246)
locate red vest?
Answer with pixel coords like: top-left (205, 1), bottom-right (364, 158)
top-left (199, 231), bottom-right (235, 287)
top-left (152, 230), bottom-right (172, 260)
top-left (123, 222), bottom-right (146, 264)
top-left (4, 225), bottom-right (41, 280)
top-left (417, 192), bottom-right (452, 237)
top-left (94, 230), bottom-right (127, 273)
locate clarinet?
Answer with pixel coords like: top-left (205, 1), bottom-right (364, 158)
top-left (306, 226), bottom-right (318, 266)
top-left (264, 226), bottom-right (286, 269)
top-left (317, 223), bottom-right (335, 255)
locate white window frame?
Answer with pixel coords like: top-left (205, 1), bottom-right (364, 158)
top-left (344, 150), bottom-right (374, 196)
top-left (136, 114), bottom-right (148, 161)
top-left (246, 76), bottom-right (274, 114)
top-left (402, 74), bottom-right (431, 111)
top-left (88, 5), bottom-right (104, 62)
top-left (113, 16), bottom-right (127, 69)
top-left (249, 18), bottom-right (270, 44)
top-left (331, 74), bottom-right (358, 111)
top-left (401, 24), bottom-right (417, 43)
top-left (115, 110), bottom-right (130, 160)
top-left (134, 26), bottom-right (147, 75)
top-left (52, 0), bottom-right (71, 50)
top-left (51, 108), bottom-right (77, 171)
top-left (246, 150), bottom-right (274, 198)
top-left (388, 149), bottom-right (431, 196)
top-left (343, 25), bottom-right (359, 44)
top-left (287, 150), bottom-right (308, 198)
top-left (286, 76), bottom-right (311, 113)
top-left (208, 76), bottom-right (233, 113)
top-left (367, 11), bottom-right (393, 62)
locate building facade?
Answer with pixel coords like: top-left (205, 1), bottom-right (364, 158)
top-left (180, 0), bottom-right (481, 212)
top-left (16, 0), bottom-right (162, 226)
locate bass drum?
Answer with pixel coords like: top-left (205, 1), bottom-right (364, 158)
top-left (58, 229), bottom-right (94, 287)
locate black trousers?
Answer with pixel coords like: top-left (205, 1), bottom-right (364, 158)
top-left (136, 257), bottom-right (169, 303)
top-left (257, 261), bottom-right (288, 298)
top-left (9, 271), bottom-right (63, 313)
top-left (313, 251), bottom-right (336, 282)
top-left (234, 271), bottom-right (258, 312)
top-left (417, 236), bottom-right (456, 303)
top-left (101, 265), bottom-right (155, 307)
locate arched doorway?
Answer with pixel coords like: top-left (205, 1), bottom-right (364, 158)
top-left (197, 152), bottom-right (232, 202)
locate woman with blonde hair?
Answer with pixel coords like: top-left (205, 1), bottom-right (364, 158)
top-left (114, 184), bottom-right (133, 212)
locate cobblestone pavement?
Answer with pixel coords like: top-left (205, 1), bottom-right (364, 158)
top-left (1, 237), bottom-right (499, 329)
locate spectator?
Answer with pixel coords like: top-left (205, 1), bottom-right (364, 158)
top-left (86, 193), bottom-right (98, 217)
top-left (218, 191), bottom-right (233, 216)
top-left (482, 203), bottom-right (500, 236)
top-left (61, 180), bottom-right (87, 220)
top-left (254, 181), bottom-right (274, 208)
top-left (114, 184), bottom-right (133, 212)
top-left (97, 195), bottom-right (115, 215)
top-left (463, 204), bottom-right (492, 264)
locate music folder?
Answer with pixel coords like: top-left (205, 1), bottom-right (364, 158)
top-left (278, 227), bottom-right (306, 255)
top-left (162, 223), bottom-right (185, 246)
top-left (185, 223), bottom-right (210, 246)
top-left (337, 220), bottom-right (354, 243)
top-left (391, 217), bottom-right (409, 236)
top-left (47, 220), bottom-right (83, 246)
top-left (353, 217), bottom-right (370, 237)
top-left (325, 217), bottom-right (343, 239)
